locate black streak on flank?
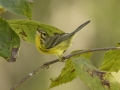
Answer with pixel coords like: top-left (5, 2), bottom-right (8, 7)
top-left (19, 29), bottom-right (27, 37)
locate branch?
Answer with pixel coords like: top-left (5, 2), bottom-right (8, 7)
top-left (10, 47), bottom-right (120, 90)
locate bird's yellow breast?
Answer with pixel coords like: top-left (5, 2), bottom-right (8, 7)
top-left (35, 33), bottom-right (73, 56)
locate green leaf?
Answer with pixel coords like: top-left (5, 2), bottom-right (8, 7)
top-left (49, 52), bottom-right (92, 88)
top-left (49, 59), bottom-right (77, 88)
top-left (100, 49), bottom-right (120, 72)
top-left (0, 17), bottom-right (20, 62)
top-left (8, 19), bottom-right (65, 44)
top-left (73, 57), bottom-right (120, 90)
top-left (73, 53), bottom-right (120, 90)
top-left (0, 0), bottom-right (33, 19)
top-left (104, 73), bottom-right (120, 90)
top-left (50, 52), bottom-right (120, 90)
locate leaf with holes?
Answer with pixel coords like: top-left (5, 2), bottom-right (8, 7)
top-left (72, 57), bottom-right (120, 90)
top-left (8, 19), bottom-right (65, 44)
top-left (50, 51), bottom-right (120, 90)
top-left (0, 17), bottom-right (20, 62)
top-left (0, 0), bottom-right (33, 19)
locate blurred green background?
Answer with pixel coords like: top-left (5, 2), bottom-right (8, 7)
top-left (0, 0), bottom-right (120, 90)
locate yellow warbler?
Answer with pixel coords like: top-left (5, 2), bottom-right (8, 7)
top-left (35, 20), bottom-right (90, 61)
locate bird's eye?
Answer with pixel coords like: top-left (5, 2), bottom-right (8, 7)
top-left (42, 32), bottom-right (46, 36)
top-left (41, 32), bottom-right (46, 38)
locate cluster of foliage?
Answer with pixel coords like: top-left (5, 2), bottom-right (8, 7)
top-left (0, 0), bottom-right (120, 90)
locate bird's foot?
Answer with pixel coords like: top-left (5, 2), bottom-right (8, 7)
top-left (59, 56), bottom-right (66, 62)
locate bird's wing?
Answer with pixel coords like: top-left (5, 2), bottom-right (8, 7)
top-left (45, 20), bottom-right (91, 49)
top-left (45, 33), bottom-right (70, 49)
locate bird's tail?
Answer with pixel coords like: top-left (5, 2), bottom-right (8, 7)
top-left (69, 20), bottom-right (91, 37)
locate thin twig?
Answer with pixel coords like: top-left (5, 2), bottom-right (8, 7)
top-left (10, 47), bottom-right (120, 90)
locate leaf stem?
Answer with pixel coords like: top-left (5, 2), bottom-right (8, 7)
top-left (10, 47), bottom-right (120, 90)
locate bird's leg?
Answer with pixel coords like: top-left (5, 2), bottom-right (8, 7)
top-left (58, 55), bottom-right (65, 62)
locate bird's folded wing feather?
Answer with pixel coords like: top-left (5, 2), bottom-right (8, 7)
top-left (45, 33), bottom-right (71, 49)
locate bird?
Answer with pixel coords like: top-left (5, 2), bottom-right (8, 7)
top-left (35, 20), bottom-right (90, 61)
